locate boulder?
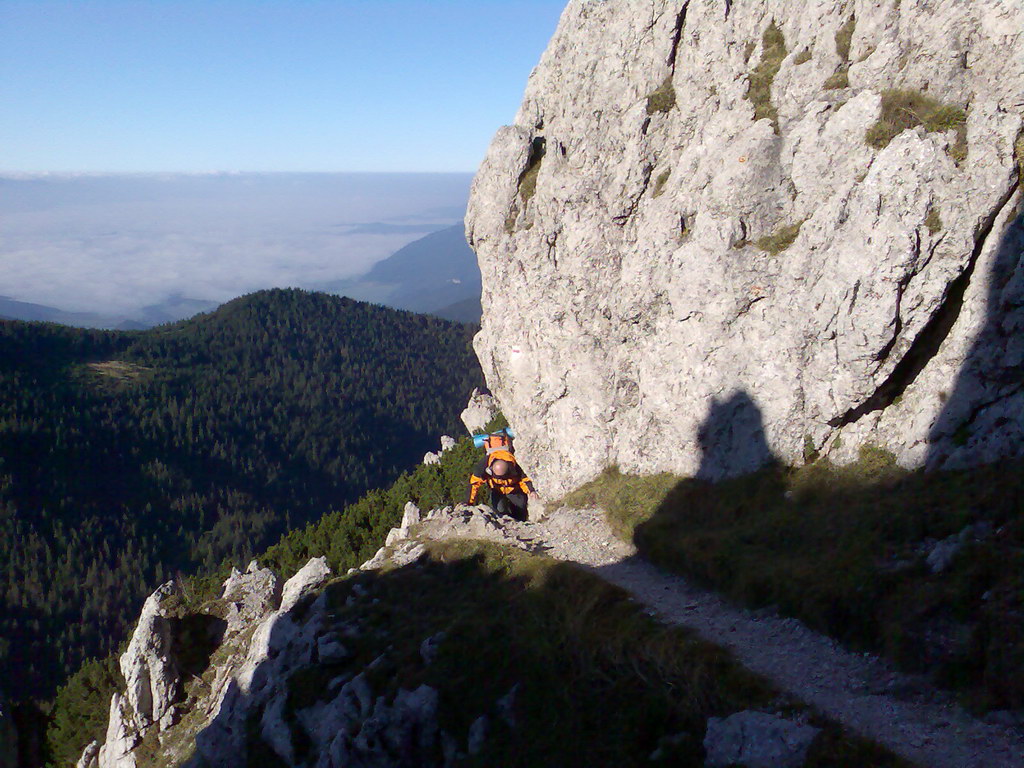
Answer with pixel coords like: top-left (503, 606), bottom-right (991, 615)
top-left (704, 711), bottom-right (820, 768)
top-left (221, 561), bottom-right (281, 635)
top-left (401, 501), bottom-right (421, 532)
top-left (280, 557), bottom-right (332, 614)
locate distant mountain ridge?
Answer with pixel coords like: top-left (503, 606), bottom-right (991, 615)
top-left (325, 224), bottom-right (482, 321)
top-left (0, 288), bottom-right (482, 702)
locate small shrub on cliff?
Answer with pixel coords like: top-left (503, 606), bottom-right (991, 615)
top-left (755, 219), bottom-right (805, 254)
top-left (835, 15), bottom-right (856, 61)
top-left (745, 21), bottom-right (788, 130)
top-left (651, 168), bottom-right (671, 198)
top-left (865, 90), bottom-right (967, 159)
top-left (646, 75), bottom-right (677, 115)
top-left (824, 70), bottom-right (849, 90)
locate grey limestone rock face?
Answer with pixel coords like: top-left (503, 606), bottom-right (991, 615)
top-left (460, 387), bottom-right (499, 434)
top-left (279, 556), bottom-right (332, 613)
top-left (76, 740), bottom-right (100, 768)
top-left (119, 582), bottom-right (180, 731)
top-left (221, 561), bottom-right (281, 636)
top-left (97, 693), bottom-right (139, 768)
top-left (466, 0), bottom-right (1024, 496)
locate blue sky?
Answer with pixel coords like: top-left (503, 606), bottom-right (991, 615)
top-left (1, 0), bottom-right (567, 173)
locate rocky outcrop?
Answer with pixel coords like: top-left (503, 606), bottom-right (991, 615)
top-left (467, 0), bottom-right (1024, 495)
top-left (80, 516), bottom-right (526, 768)
top-left (120, 582), bottom-right (180, 731)
top-left (459, 387), bottom-right (498, 434)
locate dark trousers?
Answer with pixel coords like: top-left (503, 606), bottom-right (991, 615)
top-left (494, 491), bottom-right (528, 521)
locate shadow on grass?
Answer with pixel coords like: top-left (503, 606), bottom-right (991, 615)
top-left (630, 388), bottom-right (1024, 711)
top-left (162, 542), bottom-right (903, 768)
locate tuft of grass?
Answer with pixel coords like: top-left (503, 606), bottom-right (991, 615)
top-left (565, 453), bottom-right (1024, 710)
top-left (755, 219), bottom-right (804, 254)
top-left (793, 48), bottom-right (812, 65)
top-left (504, 139), bottom-right (546, 233)
top-left (518, 161), bottom-right (541, 203)
top-left (865, 90), bottom-right (968, 156)
top-left (823, 15), bottom-right (856, 92)
top-left (835, 15), bottom-right (856, 62)
top-left (646, 75), bottom-right (677, 115)
top-left (651, 169), bottom-right (671, 198)
top-left (745, 21), bottom-right (788, 131)
top-left (925, 207), bottom-right (943, 234)
top-left (559, 467), bottom-right (679, 541)
top-left (802, 434), bottom-right (820, 464)
top-left (824, 70), bottom-right (849, 90)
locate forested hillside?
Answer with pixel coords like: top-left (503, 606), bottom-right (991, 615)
top-left (0, 288), bottom-right (482, 701)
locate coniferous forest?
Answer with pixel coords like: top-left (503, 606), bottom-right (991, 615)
top-left (0, 288), bottom-right (482, 703)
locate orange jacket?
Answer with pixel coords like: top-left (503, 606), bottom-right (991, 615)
top-left (468, 449), bottom-right (535, 503)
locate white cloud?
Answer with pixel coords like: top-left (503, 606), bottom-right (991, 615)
top-left (0, 173), bottom-right (470, 321)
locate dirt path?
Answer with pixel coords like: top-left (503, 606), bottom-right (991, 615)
top-left (418, 504), bottom-right (1024, 768)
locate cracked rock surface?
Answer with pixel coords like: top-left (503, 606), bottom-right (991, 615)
top-left (466, 0), bottom-right (1024, 496)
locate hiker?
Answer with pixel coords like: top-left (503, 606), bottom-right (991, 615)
top-left (467, 447), bottom-right (536, 521)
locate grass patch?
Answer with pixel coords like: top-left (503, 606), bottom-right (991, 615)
top-left (559, 467), bottom-right (679, 541)
top-left (755, 219), bottom-right (804, 254)
top-left (504, 139), bottom-right (546, 233)
top-left (823, 15), bottom-right (855, 91)
top-left (312, 539), bottom-right (906, 766)
top-left (651, 169), bottom-right (671, 198)
top-left (74, 359), bottom-right (155, 393)
top-left (865, 90), bottom-right (968, 158)
top-left (824, 70), bottom-right (849, 90)
top-left (565, 453), bottom-right (1024, 711)
top-left (835, 15), bottom-right (856, 61)
top-left (646, 75), bottom-right (677, 115)
top-left (745, 21), bottom-right (787, 131)
top-left (925, 207), bottom-right (943, 234)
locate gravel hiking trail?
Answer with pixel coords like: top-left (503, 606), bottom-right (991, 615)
top-left (417, 504), bottom-right (1024, 768)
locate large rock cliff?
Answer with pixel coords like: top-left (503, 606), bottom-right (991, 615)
top-left (467, 0), bottom-right (1024, 496)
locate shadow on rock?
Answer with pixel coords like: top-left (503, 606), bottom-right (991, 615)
top-left (927, 189), bottom-right (1024, 469)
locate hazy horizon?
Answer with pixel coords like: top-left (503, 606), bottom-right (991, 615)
top-left (0, 172), bottom-right (473, 326)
